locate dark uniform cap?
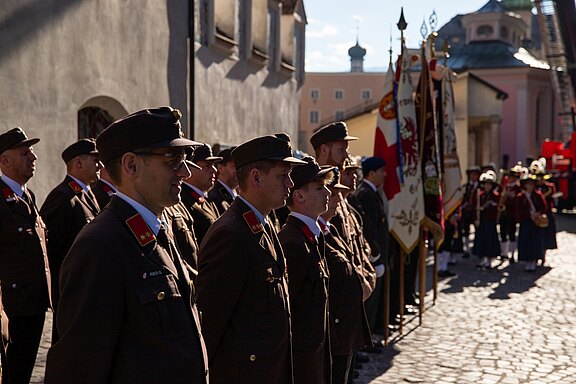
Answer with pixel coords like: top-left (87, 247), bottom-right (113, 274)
top-left (96, 106), bottom-right (200, 164)
top-left (61, 138), bottom-right (99, 163)
top-left (326, 167), bottom-right (349, 190)
top-left (0, 127), bottom-right (40, 155)
top-left (290, 156), bottom-right (336, 191)
top-left (191, 143), bottom-right (223, 163)
top-left (216, 147), bottom-right (236, 163)
top-left (309, 121), bottom-right (358, 150)
top-left (232, 135), bottom-right (306, 170)
top-left (466, 165), bottom-right (481, 174)
top-left (361, 156), bottom-right (386, 174)
top-left (342, 156), bottom-right (360, 171)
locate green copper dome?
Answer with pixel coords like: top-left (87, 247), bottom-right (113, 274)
top-left (501, 0), bottom-right (534, 11)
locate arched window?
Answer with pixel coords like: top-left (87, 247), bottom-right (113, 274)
top-left (477, 25), bottom-right (494, 38)
top-left (78, 107), bottom-right (114, 139)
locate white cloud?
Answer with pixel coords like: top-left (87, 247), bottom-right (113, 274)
top-left (307, 24), bottom-right (338, 39)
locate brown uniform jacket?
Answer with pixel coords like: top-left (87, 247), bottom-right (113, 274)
top-left (207, 180), bottom-right (234, 216)
top-left (165, 202), bottom-right (200, 277)
top-left (353, 181), bottom-right (388, 266)
top-left (0, 180), bottom-right (51, 317)
top-left (44, 196), bottom-right (208, 383)
top-left (279, 215), bottom-right (331, 384)
top-left (321, 222), bottom-right (371, 356)
top-left (197, 198), bottom-right (292, 384)
top-left (40, 175), bottom-right (100, 309)
top-left (181, 183), bottom-right (220, 244)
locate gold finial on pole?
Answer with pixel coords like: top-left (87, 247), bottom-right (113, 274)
top-left (442, 39), bottom-right (451, 65)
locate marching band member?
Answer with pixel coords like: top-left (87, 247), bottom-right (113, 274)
top-left (473, 170), bottom-right (501, 269)
top-left (531, 158), bottom-right (557, 265)
top-left (498, 163), bottom-right (522, 263)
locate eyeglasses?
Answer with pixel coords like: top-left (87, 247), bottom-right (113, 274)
top-left (133, 151), bottom-right (187, 171)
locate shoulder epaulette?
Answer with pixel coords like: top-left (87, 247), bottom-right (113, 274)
top-left (68, 181), bottom-right (83, 194)
top-left (243, 210), bottom-right (263, 234)
top-left (126, 214), bottom-right (156, 246)
top-left (190, 189), bottom-right (205, 203)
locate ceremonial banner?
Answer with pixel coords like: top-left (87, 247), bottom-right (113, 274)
top-left (374, 50), bottom-right (424, 253)
top-left (416, 50), bottom-right (444, 249)
top-left (437, 66), bottom-right (463, 219)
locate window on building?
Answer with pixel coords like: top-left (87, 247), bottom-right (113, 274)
top-left (310, 110), bottom-right (320, 123)
top-left (78, 107), bottom-right (114, 139)
top-left (214, 0), bottom-right (237, 43)
top-left (252, 0), bottom-right (268, 58)
top-left (310, 89), bottom-right (320, 100)
top-left (334, 89), bottom-right (344, 100)
top-left (362, 89), bottom-right (372, 100)
top-left (477, 25), bottom-right (494, 38)
top-left (335, 110), bottom-right (344, 120)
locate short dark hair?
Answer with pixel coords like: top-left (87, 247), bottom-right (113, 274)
top-left (237, 159), bottom-right (282, 190)
top-left (105, 157), bottom-right (122, 185)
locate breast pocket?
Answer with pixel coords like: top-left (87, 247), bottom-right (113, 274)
top-left (254, 263), bottom-right (287, 313)
top-left (135, 274), bottom-right (188, 339)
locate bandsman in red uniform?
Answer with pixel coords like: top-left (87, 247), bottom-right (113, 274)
top-left (472, 170), bottom-right (501, 269)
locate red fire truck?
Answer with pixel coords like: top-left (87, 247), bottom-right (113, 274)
top-left (541, 132), bottom-right (576, 211)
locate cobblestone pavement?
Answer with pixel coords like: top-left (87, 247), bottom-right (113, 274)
top-left (357, 213), bottom-right (576, 384)
top-left (31, 214), bottom-right (576, 383)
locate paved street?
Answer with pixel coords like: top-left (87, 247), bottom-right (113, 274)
top-left (31, 214), bottom-right (576, 383)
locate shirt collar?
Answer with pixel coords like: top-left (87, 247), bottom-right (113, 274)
top-left (218, 180), bottom-right (238, 198)
top-left (185, 182), bottom-right (207, 198)
top-left (237, 195), bottom-right (267, 226)
top-left (317, 216), bottom-right (331, 232)
top-left (363, 179), bottom-right (377, 192)
top-left (290, 211), bottom-right (321, 238)
top-left (116, 191), bottom-right (163, 236)
top-left (0, 175), bottom-right (25, 197)
top-left (68, 174), bottom-right (90, 192)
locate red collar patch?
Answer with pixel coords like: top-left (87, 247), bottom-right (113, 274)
top-left (101, 183), bottom-right (114, 196)
top-left (68, 181), bottom-right (83, 194)
top-left (126, 214), bottom-right (156, 246)
top-left (190, 189), bottom-right (205, 203)
top-left (299, 224), bottom-right (316, 244)
top-left (2, 187), bottom-right (16, 203)
top-left (318, 220), bottom-right (330, 235)
top-left (243, 210), bottom-right (264, 234)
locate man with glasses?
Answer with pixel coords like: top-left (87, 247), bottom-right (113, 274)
top-left (0, 127), bottom-right (51, 384)
top-left (40, 139), bottom-right (102, 342)
top-left (45, 107), bottom-right (208, 383)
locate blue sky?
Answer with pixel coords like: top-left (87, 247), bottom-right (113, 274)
top-left (305, 0), bottom-right (491, 72)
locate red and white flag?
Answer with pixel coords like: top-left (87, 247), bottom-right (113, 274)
top-left (374, 49), bottom-right (424, 253)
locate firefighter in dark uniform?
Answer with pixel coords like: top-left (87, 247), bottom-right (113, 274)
top-left (181, 143), bottom-right (222, 244)
top-left (0, 127), bottom-right (51, 384)
top-left (279, 156), bottom-right (334, 383)
top-left (196, 135), bottom-right (305, 384)
top-left (208, 147), bottom-right (238, 215)
top-left (45, 107), bottom-right (209, 383)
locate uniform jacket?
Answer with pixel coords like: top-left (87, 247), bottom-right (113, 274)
top-left (321, 223), bottom-right (371, 356)
top-left (91, 179), bottom-right (116, 209)
top-left (462, 181), bottom-right (479, 213)
top-left (279, 215), bottom-right (331, 384)
top-left (515, 190), bottom-right (547, 223)
top-left (40, 175), bottom-right (100, 309)
top-left (207, 180), bottom-right (234, 216)
top-left (353, 181), bottom-right (388, 266)
top-left (44, 196), bottom-right (208, 383)
top-left (181, 183), bottom-right (220, 244)
top-left (0, 180), bottom-right (51, 317)
top-left (196, 198), bottom-right (292, 384)
top-left (536, 181), bottom-right (556, 211)
top-left (473, 190), bottom-right (500, 221)
top-left (165, 202), bottom-right (200, 276)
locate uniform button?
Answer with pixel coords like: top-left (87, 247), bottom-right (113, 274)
top-left (18, 227), bottom-right (23, 232)
top-left (335, 318), bottom-right (340, 324)
top-left (12, 284), bottom-right (17, 288)
top-left (249, 354), bottom-right (256, 362)
top-left (157, 292), bottom-right (166, 301)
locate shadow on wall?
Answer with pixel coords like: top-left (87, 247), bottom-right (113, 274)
top-left (0, 0), bottom-right (86, 65)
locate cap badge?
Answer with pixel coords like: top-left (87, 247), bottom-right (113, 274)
top-left (173, 108), bottom-right (182, 120)
top-left (243, 210), bottom-right (263, 234)
top-left (2, 187), bottom-right (16, 203)
top-left (68, 181), bottom-right (83, 194)
top-left (126, 214), bottom-right (156, 247)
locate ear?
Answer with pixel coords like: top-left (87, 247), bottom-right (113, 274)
top-left (293, 189), bottom-right (305, 204)
top-left (250, 168), bottom-right (261, 187)
top-left (121, 153), bottom-right (139, 179)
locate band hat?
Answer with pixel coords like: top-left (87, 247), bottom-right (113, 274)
top-left (342, 156), bottom-right (360, 171)
top-left (191, 143), bottom-right (223, 163)
top-left (479, 170), bottom-right (497, 184)
top-left (290, 156), bottom-right (336, 191)
top-left (0, 127), bottom-right (40, 155)
top-left (309, 121), bottom-right (358, 150)
top-left (97, 106), bottom-right (200, 164)
top-left (231, 134), bottom-right (306, 170)
top-left (466, 165), bottom-right (481, 173)
top-left (361, 156), bottom-right (386, 174)
top-left (62, 138), bottom-right (99, 163)
top-left (326, 167), bottom-right (349, 191)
